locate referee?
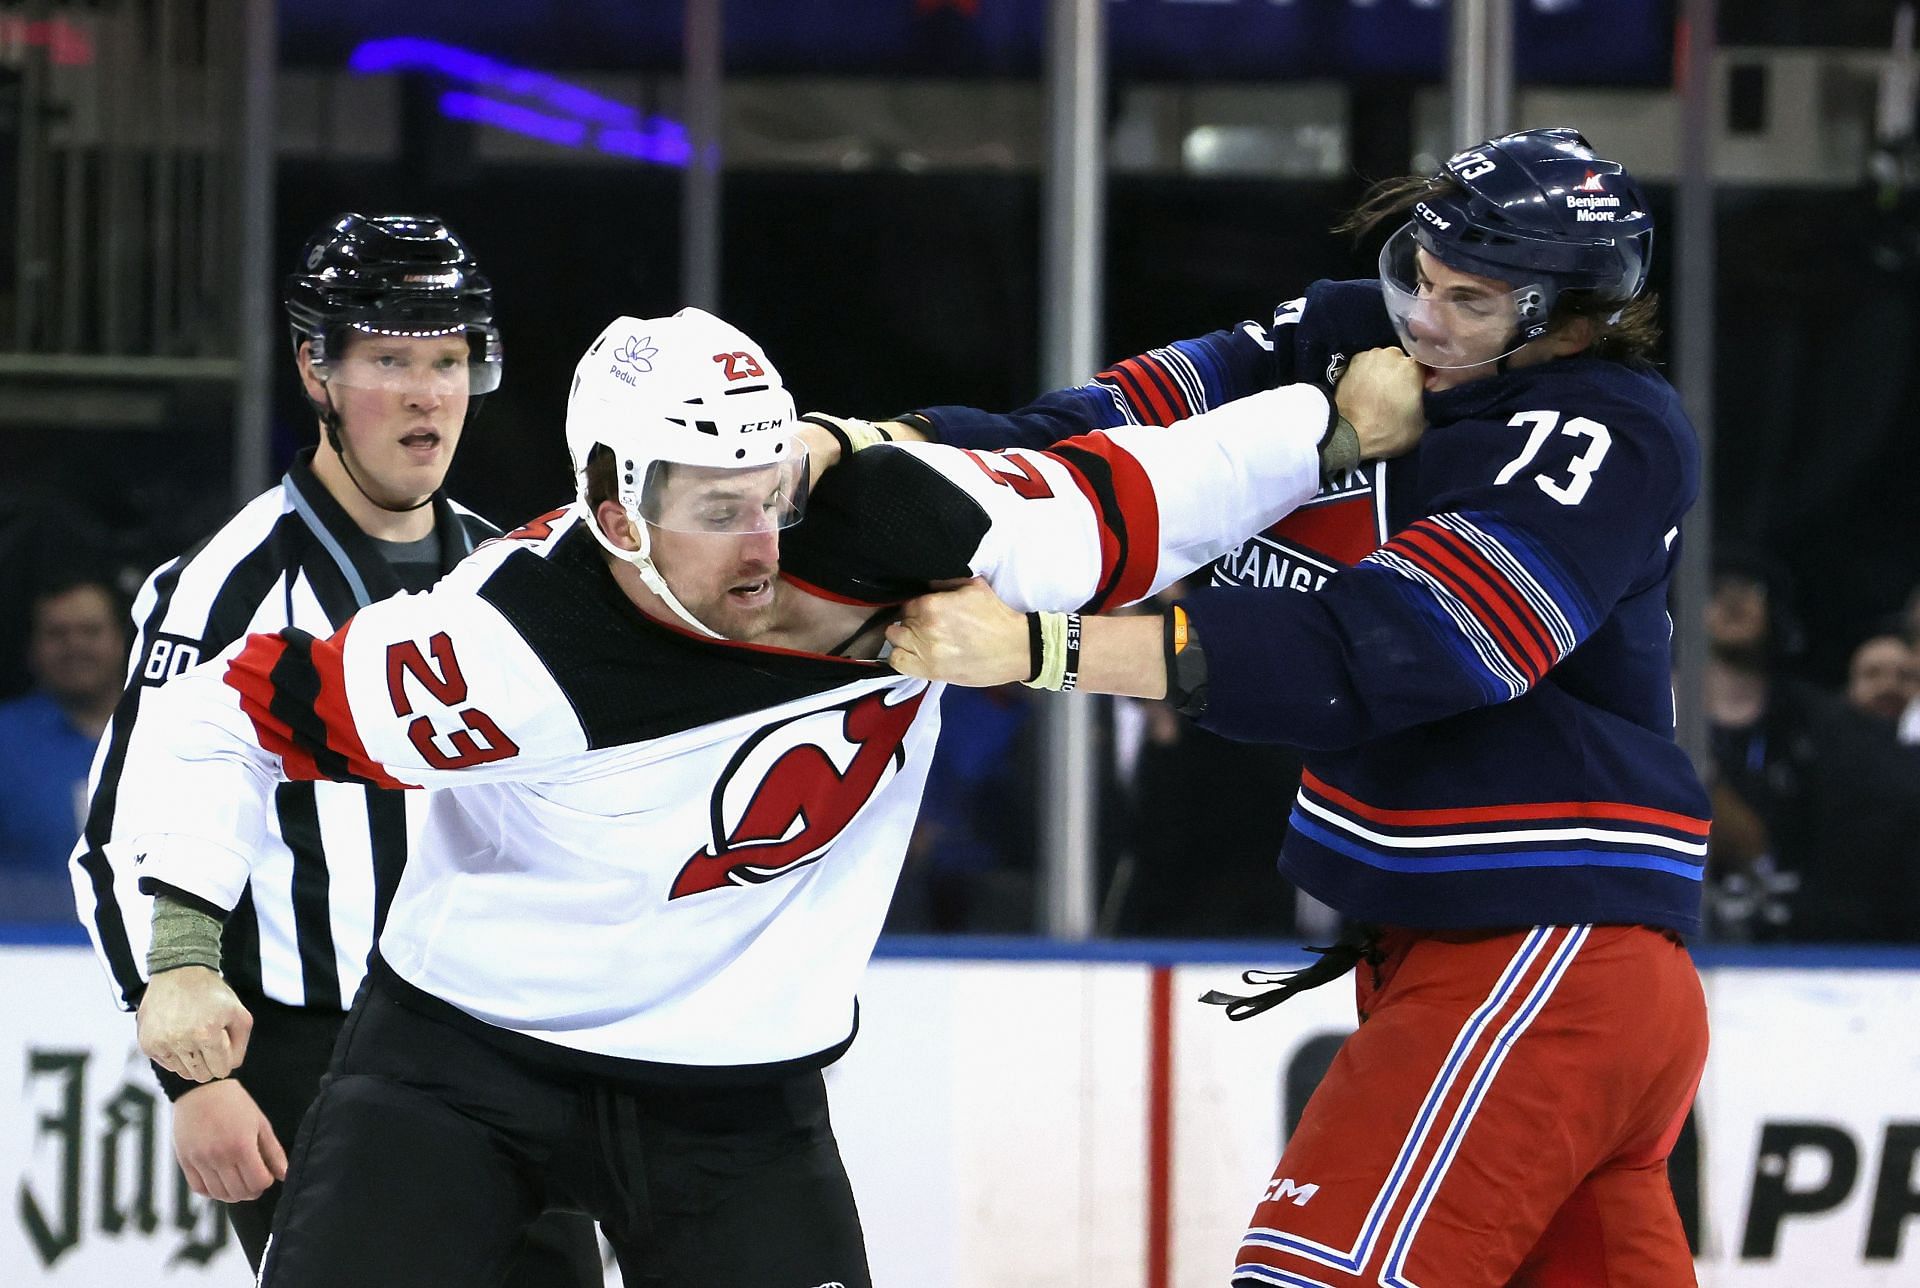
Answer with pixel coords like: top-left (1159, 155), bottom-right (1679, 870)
top-left (68, 212), bottom-right (600, 1284)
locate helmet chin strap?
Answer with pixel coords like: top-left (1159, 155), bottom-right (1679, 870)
top-left (581, 503), bottom-right (727, 639)
top-left (316, 389), bottom-right (436, 515)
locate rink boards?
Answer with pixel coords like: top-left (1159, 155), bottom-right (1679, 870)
top-left (3, 935), bottom-right (1916, 1286)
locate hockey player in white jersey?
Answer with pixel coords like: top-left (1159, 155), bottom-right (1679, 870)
top-left (127, 307), bottom-right (1423, 1287)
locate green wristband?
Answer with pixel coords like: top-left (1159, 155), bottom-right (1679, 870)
top-left (1318, 414), bottom-right (1362, 481)
top-left (148, 893), bottom-right (223, 977)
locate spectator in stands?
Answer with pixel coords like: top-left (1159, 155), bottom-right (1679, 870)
top-left (1846, 631), bottom-right (1919, 728)
top-left (1703, 555), bottom-right (1920, 941)
top-left (0, 573), bottom-right (127, 918)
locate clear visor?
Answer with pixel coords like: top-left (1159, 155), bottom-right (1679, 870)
top-left (313, 324), bottom-right (503, 396)
top-left (637, 452), bottom-right (810, 536)
top-left (1378, 225), bottom-right (1547, 372)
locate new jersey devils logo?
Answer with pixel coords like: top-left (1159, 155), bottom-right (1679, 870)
top-left (670, 687), bottom-right (928, 900)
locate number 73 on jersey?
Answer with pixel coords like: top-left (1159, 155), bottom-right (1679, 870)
top-left (1495, 410), bottom-right (1611, 506)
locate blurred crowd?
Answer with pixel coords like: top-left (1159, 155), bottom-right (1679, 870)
top-left (1696, 558), bottom-right (1920, 942)
top-left (4, 554), bottom-right (1918, 944)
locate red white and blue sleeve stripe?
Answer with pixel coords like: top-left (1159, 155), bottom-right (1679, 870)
top-left (1362, 511), bottom-right (1596, 703)
top-left (1092, 344), bottom-right (1204, 424)
top-left (920, 323), bottom-right (1281, 451)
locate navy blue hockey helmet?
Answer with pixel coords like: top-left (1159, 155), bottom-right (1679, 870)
top-left (284, 212), bottom-right (503, 395)
top-left (1380, 128), bottom-right (1654, 368)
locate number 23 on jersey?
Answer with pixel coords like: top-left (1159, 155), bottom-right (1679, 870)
top-left (385, 633), bottom-right (520, 771)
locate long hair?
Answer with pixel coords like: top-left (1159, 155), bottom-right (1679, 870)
top-left (1339, 174), bottom-right (1662, 364)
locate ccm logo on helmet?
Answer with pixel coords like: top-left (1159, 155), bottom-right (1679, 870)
top-left (1415, 203), bottom-right (1452, 232)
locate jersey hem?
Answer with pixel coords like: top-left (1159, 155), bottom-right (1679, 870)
top-left (369, 955), bottom-right (860, 1086)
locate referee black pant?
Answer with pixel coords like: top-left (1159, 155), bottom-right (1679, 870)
top-left (226, 989), bottom-right (601, 1286)
top-left (257, 969), bottom-right (871, 1288)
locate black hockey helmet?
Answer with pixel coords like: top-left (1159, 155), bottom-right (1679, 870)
top-left (1380, 128), bottom-right (1653, 370)
top-left (284, 212), bottom-right (503, 394)
top-left (1416, 127), bottom-right (1653, 311)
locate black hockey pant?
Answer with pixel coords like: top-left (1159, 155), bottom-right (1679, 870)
top-left (221, 991), bottom-right (599, 1286)
top-left (257, 975), bottom-right (871, 1288)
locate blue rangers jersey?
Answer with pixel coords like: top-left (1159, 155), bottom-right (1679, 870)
top-left (921, 279), bottom-right (1710, 934)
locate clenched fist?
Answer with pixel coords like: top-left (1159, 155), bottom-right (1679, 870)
top-left (886, 577), bottom-right (1031, 687)
top-left (138, 965), bottom-right (254, 1083)
top-left (1337, 347), bottom-right (1427, 461)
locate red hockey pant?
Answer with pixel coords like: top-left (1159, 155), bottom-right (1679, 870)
top-left (1235, 924), bottom-right (1708, 1288)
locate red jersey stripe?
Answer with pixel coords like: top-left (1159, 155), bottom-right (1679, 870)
top-left (1301, 769), bottom-right (1712, 837)
top-left (223, 627), bottom-right (408, 790)
top-left (1127, 354), bottom-right (1192, 420)
top-left (224, 634), bottom-right (326, 782)
top-left (1048, 451), bottom-right (1124, 612)
top-left (308, 622), bottom-right (409, 789)
top-left (1395, 525), bottom-right (1556, 682)
top-left (1399, 521), bottom-right (1556, 671)
top-left (1059, 433), bottom-right (1162, 612)
top-left (1102, 360), bottom-right (1176, 425)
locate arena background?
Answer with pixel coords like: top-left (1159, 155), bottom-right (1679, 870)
top-left (4, 1), bottom-right (1920, 1283)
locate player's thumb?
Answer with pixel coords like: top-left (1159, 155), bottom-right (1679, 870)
top-left (885, 631), bottom-right (925, 677)
top-left (259, 1120), bottom-right (289, 1181)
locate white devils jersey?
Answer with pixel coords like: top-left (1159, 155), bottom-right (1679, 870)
top-left (124, 385), bottom-right (1328, 1069)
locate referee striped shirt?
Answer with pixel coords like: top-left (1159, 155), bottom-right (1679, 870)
top-left (69, 448), bottom-right (494, 1013)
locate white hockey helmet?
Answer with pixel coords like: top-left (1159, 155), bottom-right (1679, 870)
top-left (565, 308), bottom-right (807, 637)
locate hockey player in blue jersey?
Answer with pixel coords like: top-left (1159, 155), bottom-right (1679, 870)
top-left (877, 128), bottom-right (1709, 1285)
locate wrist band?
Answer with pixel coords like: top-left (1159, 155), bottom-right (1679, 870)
top-left (1021, 611), bottom-right (1082, 692)
top-left (800, 413), bottom-right (894, 457)
top-left (847, 420), bottom-right (894, 452)
top-left (1061, 612), bottom-right (1081, 693)
top-left (1025, 611), bottom-right (1045, 683)
top-left (1318, 413), bottom-right (1361, 482)
top-left (802, 413), bottom-right (855, 460)
top-left (148, 893), bottom-right (224, 976)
